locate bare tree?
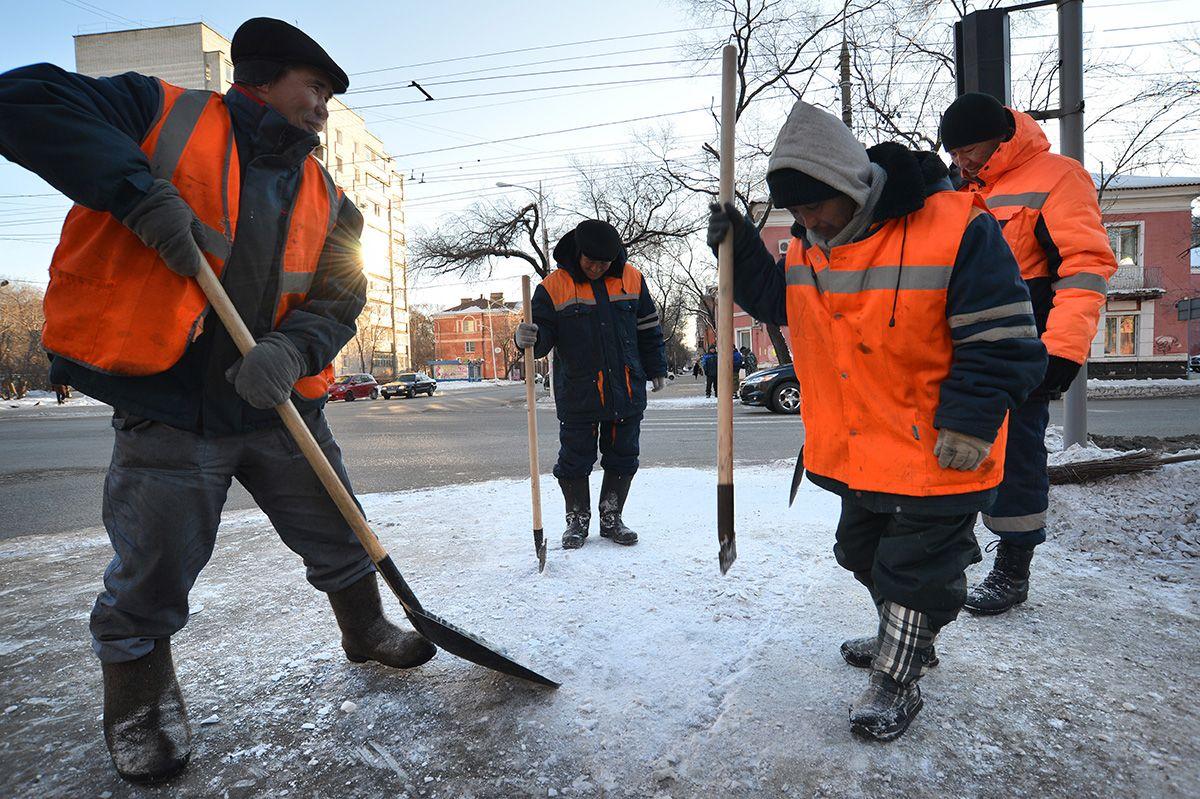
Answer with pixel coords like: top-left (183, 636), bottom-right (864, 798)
top-left (0, 280), bottom-right (49, 394)
top-left (410, 198), bottom-right (555, 279)
top-left (408, 304), bottom-right (437, 372)
top-left (349, 301), bottom-right (386, 375)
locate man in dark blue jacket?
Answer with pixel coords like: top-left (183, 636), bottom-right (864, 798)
top-left (700, 344), bottom-right (742, 397)
top-left (0, 18), bottom-right (433, 783)
top-left (515, 220), bottom-right (668, 549)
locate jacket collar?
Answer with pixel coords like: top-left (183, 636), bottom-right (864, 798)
top-left (224, 85), bottom-right (319, 168)
top-left (969, 108), bottom-right (1049, 188)
top-left (551, 230), bottom-right (629, 283)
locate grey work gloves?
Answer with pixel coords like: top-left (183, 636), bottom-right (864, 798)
top-left (224, 332), bottom-right (307, 409)
top-left (122, 179), bottom-right (205, 277)
top-left (651, 376), bottom-right (666, 392)
top-left (706, 202), bottom-right (746, 250)
top-left (933, 428), bottom-right (993, 471)
top-left (515, 322), bottom-right (539, 349)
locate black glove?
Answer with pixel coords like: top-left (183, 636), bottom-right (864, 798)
top-left (225, 332), bottom-right (307, 409)
top-left (706, 202), bottom-right (745, 250)
top-left (121, 178), bottom-right (205, 277)
top-left (1039, 355), bottom-right (1082, 394)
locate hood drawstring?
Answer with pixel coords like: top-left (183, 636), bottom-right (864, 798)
top-left (888, 216), bottom-right (908, 328)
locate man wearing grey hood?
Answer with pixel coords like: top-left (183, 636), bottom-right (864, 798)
top-left (708, 102), bottom-right (1045, 741)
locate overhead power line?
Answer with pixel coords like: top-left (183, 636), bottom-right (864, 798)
top-left (349, 25), bottom-right (725, 77)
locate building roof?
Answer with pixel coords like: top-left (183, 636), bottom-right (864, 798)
top-left (1094, 175), bottom-right (1200, 191)
top-left (436, 296), bottom-right (521, 315)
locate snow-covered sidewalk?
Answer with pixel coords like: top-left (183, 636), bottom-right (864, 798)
top-left (0, 463), bottom-right (1195, 798)
top-left (1087, 377), bottom-right (1200, 399)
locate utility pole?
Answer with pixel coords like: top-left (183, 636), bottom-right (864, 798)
top-left (839, 25), bottom-right (852, 129)
top-left (1058, 0), bottom-right (1088, 447)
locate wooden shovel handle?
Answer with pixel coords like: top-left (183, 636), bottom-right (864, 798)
top-left (521, 275), bottom-right (543, 530)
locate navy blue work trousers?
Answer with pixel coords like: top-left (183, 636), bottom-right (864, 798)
top-left (553, 414), bottom-right (642, 479)
top-left (983, 398), bottom-right (1050, 548)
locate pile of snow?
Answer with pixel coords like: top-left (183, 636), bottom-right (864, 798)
top-left (431, 379), bottom-right (523, 393)
top-left (0, 390), bottom-right (109, 413)
top-left (1087, 377), bottom-right (1200, 399)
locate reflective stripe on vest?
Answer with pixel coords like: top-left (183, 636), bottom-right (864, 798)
top-left (43, 80), bottom-right (342, 400)
top-left (783, 191), bottom-right (1008, 497)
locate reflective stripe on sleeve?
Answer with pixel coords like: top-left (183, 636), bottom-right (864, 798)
top-left (948, 301), bottom-right (1035, 329)
top-left (984, 191), bottom-right (1050, 211)
top-left (1052, 273), bottom-right (1108, 294)
top-left (953, 325), bottom-right (1039, 345)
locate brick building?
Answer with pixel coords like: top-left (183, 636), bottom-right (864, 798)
top-left (1093, 175), bottom-right (1200, 376)
top-left (432, 293), bottom-right (522, 381)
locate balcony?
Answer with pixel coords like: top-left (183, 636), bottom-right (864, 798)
top-left (1107, 261), bottom-right (1164, 300)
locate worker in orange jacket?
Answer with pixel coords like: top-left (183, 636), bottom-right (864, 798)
top-left (941, 93), bottom-right (1118, 615)
top-left (0, 18), bottom-right (435, 783)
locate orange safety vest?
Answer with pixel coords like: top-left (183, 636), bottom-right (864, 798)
top-left (784, 191), bottom-right (1008, 497)
top-left (42, 80), bottom-right (342, 400)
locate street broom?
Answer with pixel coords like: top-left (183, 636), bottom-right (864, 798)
top-left (194, 261), bottom-right (558, 688)
top-left (1049, 449), bottom-right (1200, 485)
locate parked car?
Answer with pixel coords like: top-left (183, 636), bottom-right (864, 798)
top-left (381, 372), bottom-right (438, 399)
top-left (1190, 354), bottom-right (1200, 373)
top-left (328, 373), bottom-right (379, 402)
top-left (738, 364), bottom-right (800, 414)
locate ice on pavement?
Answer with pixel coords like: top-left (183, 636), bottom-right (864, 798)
top-left (0, 463), bottom-right (1196, 797)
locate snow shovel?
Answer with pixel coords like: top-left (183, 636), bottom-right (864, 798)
top-left (715, 43), bottom-right (738, 575)
top-left (520, 275), bottom-right (547, 572)
top-left (193, 261), bottom-right (558, 688)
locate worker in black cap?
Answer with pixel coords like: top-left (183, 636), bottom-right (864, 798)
top-left (515, 220), bottom-right (669, 550)
top-left (0, 17), bottom-right (434, 783)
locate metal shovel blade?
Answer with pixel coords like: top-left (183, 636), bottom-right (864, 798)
top-left (534, 528), bottom-right (546, 573)
top-left (376, 556), bottom-right (559, 688)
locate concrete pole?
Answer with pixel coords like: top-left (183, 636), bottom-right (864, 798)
top-left (1059, 0), bottom-right (1088, 446)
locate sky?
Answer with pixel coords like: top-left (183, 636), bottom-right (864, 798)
top-left (1, 0), bottom-right (1197, 309)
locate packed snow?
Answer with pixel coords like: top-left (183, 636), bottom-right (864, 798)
top-left (1087, 377), bottom-right (1200, 400)
top-left (0, 389), bottom-right (109, 413)
top-left (1, 461), bottom-right (1196, 797)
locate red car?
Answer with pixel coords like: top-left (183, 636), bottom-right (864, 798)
top-left (328, 373), bottom-right (379, 401)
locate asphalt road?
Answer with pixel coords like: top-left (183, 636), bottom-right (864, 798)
top-left (2, 379), bottom-right (1197, 540)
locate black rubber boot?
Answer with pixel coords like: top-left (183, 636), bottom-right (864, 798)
top-left (328, 572), bottom-right (437, 668)
top-left (598, 472), bottom-right (638, 546)
top-left (840, 636), bottom-right (938, 669)
top-left (559, 477), bottom-right (591, 550)
top-left (102, 638), bottom-right (192, 784)
top-left (849, 671), bottom-right (924, 742)
top-left (964, 541), bottom-right (1035, 615)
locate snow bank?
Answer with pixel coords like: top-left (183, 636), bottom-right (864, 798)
top-left (0, 390), bottom-right (109, 414)
top-left (1087, 377), bottom-right (1200, 399)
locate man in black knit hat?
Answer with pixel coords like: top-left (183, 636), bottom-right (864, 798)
top-left (515, 220), bottom-right (668, 550)
top-left (940, 92), bottom-right (1117, 616)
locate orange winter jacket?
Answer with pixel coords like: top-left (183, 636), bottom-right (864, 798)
top-left (42, 80), bottom-right (342, 400)
top-left (785, 191), bottom-right (1009, 497)
top-left (960, 109), bottom-right (1117, 364)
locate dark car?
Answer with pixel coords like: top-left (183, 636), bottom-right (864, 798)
top-left (381, 372), bottom-right (437, 399)
top-left (328, 373), bottom-right (379, 402)
top-left (738, 364), bottom-right (800, 414)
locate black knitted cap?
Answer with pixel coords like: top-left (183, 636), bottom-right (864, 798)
top-left (940, 92), bottom-right (1010, 151)
top-left (766, 168), bottom-right (843, 209)
top-left (574, 220), bottom-right (623, 262)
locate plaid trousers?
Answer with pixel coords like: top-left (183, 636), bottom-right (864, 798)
top-left (873, 601), bottom-right (937, 685)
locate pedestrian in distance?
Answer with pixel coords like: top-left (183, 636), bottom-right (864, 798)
top-left (740, 345), bottom-right (758, 377)
top-left (0, 17), bottom-right (435, 784)
top-left (514, 220), bottom-right (668, 551)
top-left (700, 344), bottom-right (742, 398)
top-left (941, 92), bottom-right (1118, 616)
top-left (707, 101), bottom-right (1046, 741)
top-left (693, 358), bottom-right (702, 380)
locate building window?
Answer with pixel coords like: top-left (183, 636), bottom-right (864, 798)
top-left (336, 156), bottom-right (343, 172)
top-left (336, 129), bottom-right (343, 145)
top-left (463, 318), bottom-right (476, 333)
top-left (314, 144), bottom-right (326, 160)
top-left (1104, 314), bottom-right (1137, 356)
top-left (465, 341), bottom-right (476, 353)
top-left (1107, 224), bottom-right (1140, 265)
